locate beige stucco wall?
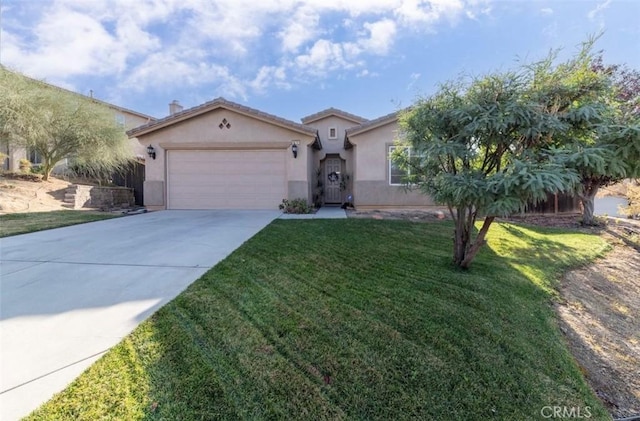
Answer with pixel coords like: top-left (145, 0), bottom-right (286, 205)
top-left (305, 115), bottom-right (360, 203)
top-left (348, 120), bottom-right (434, 208)
top-left (307, 116), bottom-right (358, 159)
top-left (6, 146), bottom-right (25, 171)
top-left (117, 110), bottom-right (154, 158)
top-left (134, 108), bottom-right (316, 208)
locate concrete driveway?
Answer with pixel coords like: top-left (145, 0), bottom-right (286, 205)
top-left (0, 210), bottom-right (280, 420)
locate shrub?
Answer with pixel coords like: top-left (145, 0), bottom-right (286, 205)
top-left (279, 198), bottom-right (312, 214)
top-left (19, 159), bottom-right (32, 173)
top-left (30, 165), bottom-right (46, 175)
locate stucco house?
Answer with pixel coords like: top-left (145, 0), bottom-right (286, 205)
top-left (127, 97), bottom-right (434, 210)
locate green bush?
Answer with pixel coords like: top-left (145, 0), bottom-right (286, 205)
top-left (30, 165), bottom-right (46, 175)
top-left (278, 198), bottom-right (312, 214)
top-left (19, 158), bottom-right (32, 173)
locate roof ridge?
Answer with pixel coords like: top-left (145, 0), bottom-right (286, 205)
top-left (127, 97), bottom-right (317, 137)
top-left (301, 107), bottom-right (369, 124)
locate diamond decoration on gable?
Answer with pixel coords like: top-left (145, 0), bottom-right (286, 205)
top-left (218, 118), bottom-right (231, 129)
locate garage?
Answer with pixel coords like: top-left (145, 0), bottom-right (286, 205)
top-left (167, 149), bottom-right (287, 209)
top-left (127, 98), bottom-right (318, 210)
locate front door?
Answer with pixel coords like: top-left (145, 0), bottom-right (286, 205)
top-left (324, 157), bottom-right (342, 204)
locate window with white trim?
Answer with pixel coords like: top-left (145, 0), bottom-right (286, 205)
top-left (328, 127), bottom-right (337, 139)
top-left (388, 145), bottom-right (423, 185)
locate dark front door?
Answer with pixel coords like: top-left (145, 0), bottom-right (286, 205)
top-left (324, 157), bottom-right (342, 204)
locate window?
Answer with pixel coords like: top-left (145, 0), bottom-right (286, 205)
top-left (328, 127), bottom-right (337, 139)
top-left (28, 148), bottom-right (43, 165)
top-left (388, 145), bottom-right (423, 185)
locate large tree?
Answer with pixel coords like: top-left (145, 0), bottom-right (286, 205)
top-left (0, 67), bottom-right (133, 181)
top-left (556, 57), bottom-right (640, 225)
top-left (396, 43), bottom-right (614, 268)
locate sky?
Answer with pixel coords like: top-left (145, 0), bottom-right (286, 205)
top-left (1, 0), bottom-right (639, 122)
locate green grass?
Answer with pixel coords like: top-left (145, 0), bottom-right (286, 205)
top-left (26, 220), bottom-right (611, 420)
top-left (0, 210), bottom-right (118, 237)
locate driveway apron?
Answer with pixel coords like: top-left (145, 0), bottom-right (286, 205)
top-left (0, 210), bottom-right (280, 420)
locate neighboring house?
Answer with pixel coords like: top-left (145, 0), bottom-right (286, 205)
top-left (128, 97), bottom-right (434, 210)
top-left (2, 75), bottom-right (156, 172)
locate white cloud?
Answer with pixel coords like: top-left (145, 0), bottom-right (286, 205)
top-left (359, 19), bottom-right (397, 55)
top-left (0, 1), bottom-right (164, 79)
top-left (540, 7), bottom-right (553, 15)
top-left (587, 0), bottom-right (612, 20)
top-left (250, 66), bottom-right (291, 93)
top-left (279, 6), bottom-right (321, 53)
top-left (1, 0), bottom-right (489, 98)
top-left (123, 51), bottom-right (248, 99)
top-left (295, 39), bottom-right (361, 76)
top-left (395, 0), bottom-right (465, 26)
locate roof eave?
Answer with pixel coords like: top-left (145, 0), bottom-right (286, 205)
top-left (301, 108), bottom-right (369, 125)
top-left (128, 100), bottom-right (317, 139)
top-left (345, 113), bottom-right (399, 138)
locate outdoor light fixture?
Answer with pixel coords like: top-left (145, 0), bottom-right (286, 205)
top-left (291, 140), bottom-right (300, 159)
top-left (147, 145), bottom-right (156, 160)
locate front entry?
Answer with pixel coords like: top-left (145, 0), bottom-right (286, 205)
top-left (324, 157), bottom-right (342, 204)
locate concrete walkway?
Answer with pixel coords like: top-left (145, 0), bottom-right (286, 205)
top-left (0, 210), bottom-right (279, 420)
top-left (279, 206), bottom-right (347, 219)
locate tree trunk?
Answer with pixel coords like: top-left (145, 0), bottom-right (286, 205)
top-left (41, 160), bottom-right (52, 181)
top-left (580, 183), bottom-right (600, 225)
top-left (453, 208), bottom-right (471, 267)
top-left (453, 225), bottom-right (470, 267)
top-left (452, 205), bottom-right (496, 269)
top-left (460, 216), bottom-right (495, 269)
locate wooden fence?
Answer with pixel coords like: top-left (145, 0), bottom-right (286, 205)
top-left (524, 192), bottom-right (581, 214)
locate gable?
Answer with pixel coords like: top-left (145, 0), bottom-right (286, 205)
top-left (133, 107), bottom-right (317, 146)
top-left (128, 97), bottom-right (316, 139)
top-left (301, 108), bottom-right (368, 125)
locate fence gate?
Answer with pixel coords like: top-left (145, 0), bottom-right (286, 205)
top-left (112, 161), bottom-right (145, 206)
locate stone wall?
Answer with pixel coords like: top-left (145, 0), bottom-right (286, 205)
top-left (65, 185), bottom-right (135, 210)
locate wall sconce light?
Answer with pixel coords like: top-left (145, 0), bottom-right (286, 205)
top-left (146, 145), bottom-right (156, 160)
top-left (291, 140), bottom-right (300, 159)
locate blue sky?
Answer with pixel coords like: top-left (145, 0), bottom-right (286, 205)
top-left (1, 0), bottom-right (638, 121)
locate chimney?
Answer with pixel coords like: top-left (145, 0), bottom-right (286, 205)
top-left (169, 100), bottom-right (183, 115)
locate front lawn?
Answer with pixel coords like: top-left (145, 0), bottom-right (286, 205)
top-left (26, 220), bottom-right (610, 420)
top-left (0, 210), bottom-right (118, 237)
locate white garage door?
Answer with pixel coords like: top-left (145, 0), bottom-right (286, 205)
top-left (167, 150), bottom-right (287, 209)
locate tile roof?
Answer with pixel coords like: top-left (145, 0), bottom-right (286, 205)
top-left (300, 107), bottom-right (368, 124)
top-left (127, 97), bottom-right (318, 138)
top-left (344, 109), bottom-right (404, 137)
